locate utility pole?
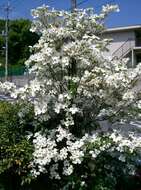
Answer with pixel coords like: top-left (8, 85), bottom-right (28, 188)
top-left (3, 1), bottom-right (12, 81)
top-left (71, 0), bottom-right (77, 11)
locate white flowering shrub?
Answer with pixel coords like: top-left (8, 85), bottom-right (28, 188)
top-left (31, 126), bottom-right (87, 179)
top-left (1, 4), bottom-right (141, 190)
top-left (29, 127), bottom-right (141, 189)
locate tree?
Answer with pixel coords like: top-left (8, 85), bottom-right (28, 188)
top-left (1, 4), bottom-right (141, 190)
top-left (0, 19), bottom-right (39, 67)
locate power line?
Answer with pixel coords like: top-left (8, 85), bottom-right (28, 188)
top-left (76, 0), bottom-right (90, 7)
top-left (68, 0), bottom-right (116, 11)
top-left (95, 0), bottom-right (116, 9)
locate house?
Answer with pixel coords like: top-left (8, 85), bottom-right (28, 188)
top-left (103, 25), bottom-right (141, 67)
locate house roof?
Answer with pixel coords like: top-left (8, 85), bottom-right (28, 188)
top-left (104, 25), bottom-right (141, 33)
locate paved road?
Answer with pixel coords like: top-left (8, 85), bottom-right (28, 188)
top-left (0, 94), bottom-right (14, 101)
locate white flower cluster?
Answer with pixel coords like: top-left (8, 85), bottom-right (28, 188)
top-left (89, 129), bottom-right (141, 166)
top-left (109, 130), bottom-right (141, 154)
top-left (31, 126), bottom-right (141, 180)
top-left (31, 126), bottom-right (87, 179)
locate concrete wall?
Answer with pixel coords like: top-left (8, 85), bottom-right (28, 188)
top-left (0, 74), bottom-right (33, 87)
top-left (103, 31), bottom-right (136, 57)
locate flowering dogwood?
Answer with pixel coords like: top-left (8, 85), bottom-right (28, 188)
top-left (31, 126), bottom-right (86, 179)
top-left (1, 3), bottom-right (141, 189)
top-left (1, 6), bottom-right (141, 124)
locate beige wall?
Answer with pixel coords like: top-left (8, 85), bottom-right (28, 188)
top-left (103, 31), bottom-right (136, 57)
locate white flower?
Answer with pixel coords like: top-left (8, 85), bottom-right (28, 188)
top-left (63, 161), bottom-right (73, 176)
top-left (56, 125), bottom-right (70, 142)
top-left (59, 148), bottom-right (68, 160)
top-left (69, 105), bottom-right (79, 114)
top-left (50, 164), bottom-right (61, 180)
top-left (80, 181), bottom-right (86, 187)
top-left (119, 155), bottom-right (126, 162)
top-left (122, 91), bottom-right (135, 101)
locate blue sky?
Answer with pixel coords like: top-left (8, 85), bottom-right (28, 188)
top-left (0, 0), bottom-right (140, 28)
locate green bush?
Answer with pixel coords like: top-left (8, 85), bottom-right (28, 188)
top-left (0, 101), bottom-right (34, 190)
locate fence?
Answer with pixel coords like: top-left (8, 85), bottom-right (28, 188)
top-left (0, 66), bottom-right (26, 77)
